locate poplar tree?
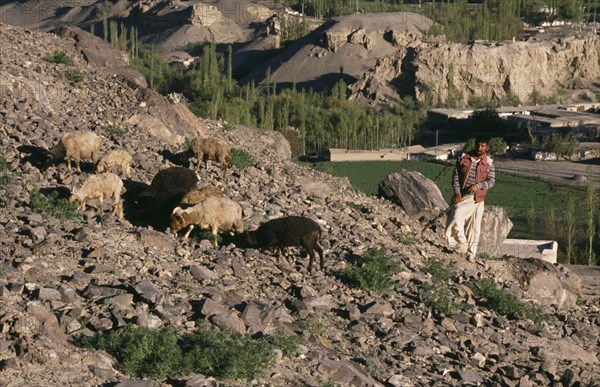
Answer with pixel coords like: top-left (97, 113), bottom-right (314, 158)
top-left (119, 22), bottom-right (127, 51)
top-left (585, 167), bottom-right (597, 265)
top-left (564, 196), bottom-right (576, 264)
top-left (103, 14), bottom-right (108, 42)
top-left (110, 20), bottom-right (118, 48)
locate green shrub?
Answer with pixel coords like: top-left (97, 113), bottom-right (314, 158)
top-left (271, 333), bottom-right (304, 358)
top-left (420, 282), bottom-right (463, 316)
top-left (396, 232), bottom-right (417, 245)
top-left (29, 189), bottom-right (80, 220)
top-left (469, 279), bottom-right (549, 323)
top-left (180, 324), bottom-right (274, 380)
top-left (341, 249), bottom-right (402, 294)
top-left (105, 124), bottom-right (128, 137)
top-left (82, 325), bottom-right (183, 379)
top-left (190, 229), bottom-right (221, 246)
top-left (230, 148), bottom-right (255, 169)
top-left (83, 324), bottom-right (275, 381)
top-left (44, 51), bottom-right (73, 65)
top-left (297, 313), bottom-right (324, 336)
top-left (421, 257), bottom-right (455, 283)
top-left (419, 258), bottom-right (462, 315)
top-left (66, 70), bottom-right (85, 83)
top-left (0, 156), bottom-right (10, 187)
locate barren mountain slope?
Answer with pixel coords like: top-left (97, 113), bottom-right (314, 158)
top-left (0, 24), bottom-right (599, 386)
top-left (240, 12), bottom-right (434, 92)
top-left (0, 0), bottom-right (267, 48)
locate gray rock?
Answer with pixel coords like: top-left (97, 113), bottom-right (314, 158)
top-left (240, 301), bottom-right (276, 334)
top-left (133, 279), bottom-right (162, 304)
top-left (478, 205), bottom-right (513, 257)
top-left (84, 284), bottom-right (127, 300)
top-left (379, 170), bottom-right (448, 217)
top-left (209, 313), bottom-right (246, 334)
top-left (317, 358), bottom-right (384, 386)
top-left (185, 374), bottom-right (217, 387)
top-left (37, 287), bottom-right (62, 301)
top-left (114, 380), bottom-right (155, 387)
top-left (189, 264), bottom-right (218, 281)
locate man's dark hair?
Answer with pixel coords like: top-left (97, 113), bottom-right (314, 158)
top-left (475, 137), bottom-right (489, 145)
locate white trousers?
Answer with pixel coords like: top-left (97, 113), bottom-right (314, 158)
top-left (445, 194), bottom-right (485, 259)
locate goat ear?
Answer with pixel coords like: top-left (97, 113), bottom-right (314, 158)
top-left (173, 207), bottom-right (183, 215)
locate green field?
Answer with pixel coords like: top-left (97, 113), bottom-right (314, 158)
top-left (311, 160), bottom-right (589, 240)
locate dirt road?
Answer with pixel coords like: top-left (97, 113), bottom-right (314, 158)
top-left (495, 158), bottom-right (600, 187)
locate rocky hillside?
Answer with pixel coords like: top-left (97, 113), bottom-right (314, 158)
top-left (1, 24), bottom-right (599, 386)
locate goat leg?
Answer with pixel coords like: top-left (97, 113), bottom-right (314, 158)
top-left (182, 224), bottom-right (194, 240)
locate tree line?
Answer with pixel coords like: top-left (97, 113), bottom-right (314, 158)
top-left (127, 43), bottom-right (430, 156)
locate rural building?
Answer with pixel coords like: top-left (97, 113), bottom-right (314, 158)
top-left (427, 103), bottom-right (600, 132)
top-left (411, 142), bottom-right (464, 161)
top-left (164, 51), bottom-right (195, 68)
top-left (579, 142), bottom-right (600, 159)
top-left (328, 143), bottom-right (466, 162)
top-left (499, 239), bottom-right (558, 264)
top-left (427, 108), bottom-right (473, 126)
top-left (328, 146), bottom-right (424, 162)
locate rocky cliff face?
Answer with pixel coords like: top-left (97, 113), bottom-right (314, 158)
top-left (411, 32), bottom-right (600, 105)
top-left (0, 23), bottom-right (599, 386)
top-left (349, 30), bottom-right (600, 106)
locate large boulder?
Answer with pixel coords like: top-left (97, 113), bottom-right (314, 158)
top-left (478, 205), bottom-right (513, 257)
top-left (484, 257), bottom-right (581, 310)
top-left (378, 170), bottom-right (447, 217)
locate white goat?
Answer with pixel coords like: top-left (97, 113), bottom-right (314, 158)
top-left (169, 196), bottom-right (243, 247)
top-left (70, 172), bottom-right (124, 220)
top-left (44, 130), bottom-right (102, 172)
top-left (96, 149), bottom-right (133, 178)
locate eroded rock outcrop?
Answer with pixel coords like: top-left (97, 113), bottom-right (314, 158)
top-left (350, 31), bottom-right (600, 106)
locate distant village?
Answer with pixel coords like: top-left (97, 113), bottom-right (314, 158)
top-left (328, 102), bottom-right (600, 162)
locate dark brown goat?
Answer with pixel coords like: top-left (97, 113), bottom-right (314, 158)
top-left (239, 216), bottom-right (324, 272)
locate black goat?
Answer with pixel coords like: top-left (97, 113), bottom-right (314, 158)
top-left (134, 166), bottom-right (198, 229)
top-left (239, 216), bottom-right (324, 272)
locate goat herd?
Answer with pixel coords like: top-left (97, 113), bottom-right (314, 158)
top-left (38, 130), bottom-right (324, 272)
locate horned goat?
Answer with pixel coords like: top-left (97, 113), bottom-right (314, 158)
top-left (96, 149), bottom-right (133, 178)
top-left (43, 130), bottom-right (102, 172)
top-left (170, 196), bottom-right (244, 247)
top-left (239, 216), bottom-right (324, 272)
top-left (70, 172), bottom-right (124, 220)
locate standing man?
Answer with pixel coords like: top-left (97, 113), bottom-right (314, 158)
top-left (445, 137), bottom-right (496, 261)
